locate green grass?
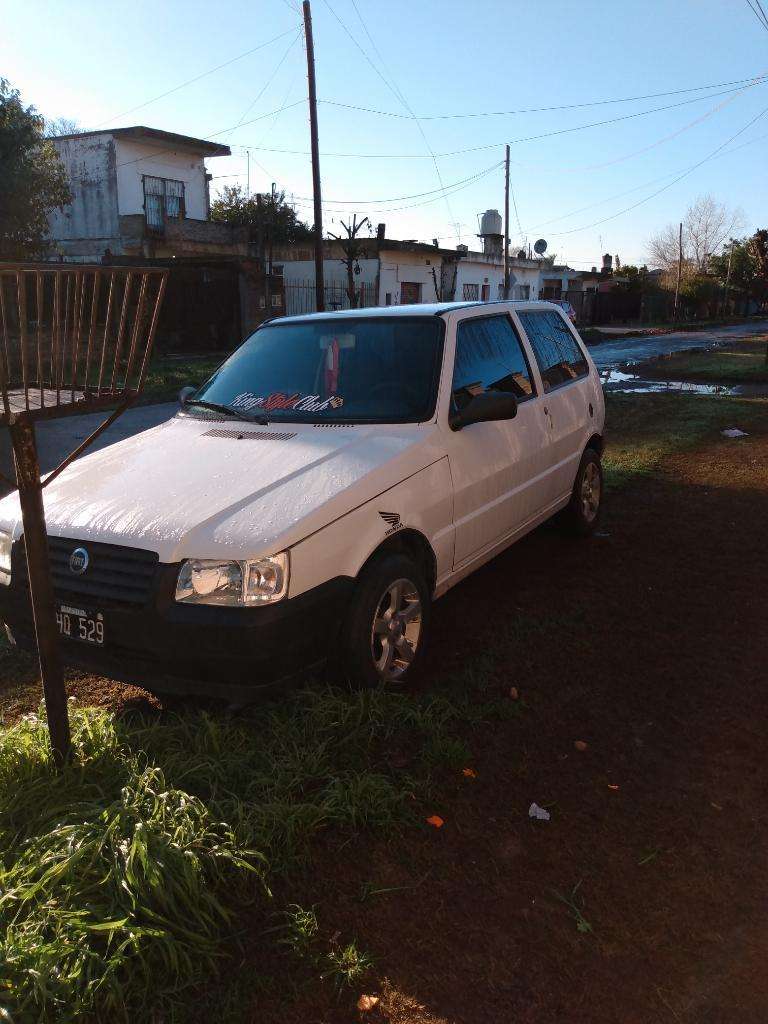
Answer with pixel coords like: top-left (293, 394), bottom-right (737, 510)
top-left (603, 392), bottom-right (767, 490)
top-left (631, 337), bottom-right (768, 384)
top-left (2, 390), bottom-right (766, 1019)
top-left (0, 683), bottom-right (510, 1021)
top-left (139, 353), bottom-right (225, 404)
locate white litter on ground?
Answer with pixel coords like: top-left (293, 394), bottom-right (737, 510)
top-left (528, 802), bottom-right (551, 821)
top-left (721, 428), bottom-right (749, 438)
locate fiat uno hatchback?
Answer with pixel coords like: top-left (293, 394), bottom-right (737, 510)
top-left (0, 301), bottom-right (604, 700)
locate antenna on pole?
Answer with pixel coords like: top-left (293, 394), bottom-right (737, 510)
top-left (303, 0), bottom-right (325, 312)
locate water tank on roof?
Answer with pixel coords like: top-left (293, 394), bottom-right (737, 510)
top-left (480, 209), bottom-right (503, 237)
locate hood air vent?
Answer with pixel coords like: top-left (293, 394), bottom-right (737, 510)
top-left (202, 428), bottom-right (297, 441)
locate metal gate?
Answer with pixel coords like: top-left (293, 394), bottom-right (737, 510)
top-left (284, 279), bottom-right (377, 316)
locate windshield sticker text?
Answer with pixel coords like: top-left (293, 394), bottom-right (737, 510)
top-left (231, 392), bottom-right (344, 412)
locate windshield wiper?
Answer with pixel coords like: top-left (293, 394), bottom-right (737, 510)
top-left (183, 399), bottom-right (269, 425)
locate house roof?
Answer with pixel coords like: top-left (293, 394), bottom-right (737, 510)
top-left (50, 126), bottom-right (230, 157)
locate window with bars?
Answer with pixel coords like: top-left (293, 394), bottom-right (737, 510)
top-left (462, 283), bottom-right (479, 301)
top-left (143, 176), bottom-right (186, 231)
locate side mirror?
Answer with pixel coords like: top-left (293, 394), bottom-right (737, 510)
top-left (178, 385), bottom-right (196, 407)
top-left (449, 390), bottom-right (518, 431)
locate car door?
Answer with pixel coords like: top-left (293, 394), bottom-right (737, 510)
top-left (513, 307), bottom-right (593, 503)
top-left (447, 311), bottom-right (551, 567)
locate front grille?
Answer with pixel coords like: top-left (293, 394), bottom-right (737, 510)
top-left (16, 536), bottom-right (159, 609)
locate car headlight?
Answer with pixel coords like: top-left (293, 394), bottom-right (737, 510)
top-left (0, 532), bottom-right (11, 586)
top-left (175, 553), bottom-right (289, 606)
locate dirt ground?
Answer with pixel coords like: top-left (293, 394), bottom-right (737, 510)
top-left (246, 425), bottom-right (768, 1024)
top-left (2, 424), bottom-right (768, 1023)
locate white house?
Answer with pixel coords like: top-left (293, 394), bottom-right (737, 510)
top-left (47, 127), bottom-right (237, 259)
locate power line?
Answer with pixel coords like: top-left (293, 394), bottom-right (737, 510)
top-left (290, 160), bottom-right (504, 205)
top-left (320, 0), bottom-right (462, 239)
top-left (319, 73), bottom-right (768, 121)
top-left (546, 102), bottom-right (768, 237)
top-left (235, 80), bottom-right (767, 159)
top-left (92, 26), bottom-right (301, 128)
top-left (506, 77), bottom-right (762, 175)
top-left (745, 0), bottom-right (768, 31)
top-left (225, 29), bottom-right (302, 137)
top-left (756, 0), bottom-right (768, 27)
top-left (288, 160), bottom-right (503, 214)
top-left (114, 98), bottom-right (306, 169)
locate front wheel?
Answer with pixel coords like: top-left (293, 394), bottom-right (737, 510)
top-left (337, 552), bottom-right (430, 690)
top-left (562, 448), bottom-right (603, 536)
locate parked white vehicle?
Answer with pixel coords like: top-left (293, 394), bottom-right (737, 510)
top-left (0, 301), bottom-right (604, 699)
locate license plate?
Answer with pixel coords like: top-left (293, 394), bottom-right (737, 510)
top-left (56, 603), bottom-right (105, 646)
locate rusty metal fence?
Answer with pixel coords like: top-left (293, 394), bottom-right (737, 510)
top-left (0, 263), bottom-right (167, 422)
top-left (0, 262), bottom-right (168, 764)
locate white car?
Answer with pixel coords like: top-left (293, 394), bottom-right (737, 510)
top-left (0, 301), bottom-right (605, 699)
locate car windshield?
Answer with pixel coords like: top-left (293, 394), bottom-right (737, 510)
top-left (191, 316), bottom-right (444, 423)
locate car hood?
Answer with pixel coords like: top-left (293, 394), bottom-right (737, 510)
top-left (0, 414), bottom-right (442, 562)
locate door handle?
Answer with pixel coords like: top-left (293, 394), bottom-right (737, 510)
top-left (543, 405), bottom-right (549, 415)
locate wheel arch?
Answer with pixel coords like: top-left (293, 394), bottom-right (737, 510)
top-left (585, 432), bottom-right (604, 456)
top-left (358, 528), bottom-right (438, 594)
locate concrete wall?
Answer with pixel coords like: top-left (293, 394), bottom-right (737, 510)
top-left (451, 254), bottom-right (541, 302)
top-left (49, 135), bottom-right (120, 256)
top-left (113, 139), bottom-right (209, 219)
top-left (379, 249), bottom-right (444, 305)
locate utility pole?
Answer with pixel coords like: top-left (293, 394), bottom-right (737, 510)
top-left (673, 221), bottom-right (683, 322)
top-left (303, 0), bottom-right (325, 312)
top-left (723, 246), bottom-right (733, 316)
top-left (503, 145), bottom-right (511, 300)
top-left (246, 150), bottom-right (250, 199)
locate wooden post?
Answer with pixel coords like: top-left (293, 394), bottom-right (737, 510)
top-left (9, 415), bottom-right (70, 765)
top-left (673, 221), bottom-right (683, 322)
top-left (503, 145), bottom-right (510, 301)
top-left (303, 0), bottom-right (325, 312)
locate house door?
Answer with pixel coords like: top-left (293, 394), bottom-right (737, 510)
top-left (400, 281), bottom-right (421, 304)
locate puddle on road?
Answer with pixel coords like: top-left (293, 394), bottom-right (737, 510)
top-left (600, 369), bottom-right (768, 398)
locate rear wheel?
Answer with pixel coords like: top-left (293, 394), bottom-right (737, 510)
top-left (337, 553), bottom-right (430, 689)
top-left (562, 448), bottom-right (603, 536)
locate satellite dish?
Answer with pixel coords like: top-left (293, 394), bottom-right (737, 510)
top-left (534, 238), bottom-right (548, 255)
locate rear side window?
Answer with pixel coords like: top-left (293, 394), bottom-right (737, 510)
top-left (517, 310), bottom-right (589, 392)
top-left (452, 315), bottom-right (535, 406)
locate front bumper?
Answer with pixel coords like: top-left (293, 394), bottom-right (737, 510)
top-left (0, 555), bottom-right (354, 701)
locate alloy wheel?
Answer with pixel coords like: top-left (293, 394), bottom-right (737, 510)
top-left (370, 577), bottom-right (422, 682)
top-left (581, 461), bottom-right (601, 522)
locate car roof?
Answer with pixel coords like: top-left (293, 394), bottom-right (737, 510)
top-left (274, 300), bottom-right (563, 324)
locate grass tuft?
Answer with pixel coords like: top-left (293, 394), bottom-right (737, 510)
top-left (0, 681), bottom-right (508, 1020)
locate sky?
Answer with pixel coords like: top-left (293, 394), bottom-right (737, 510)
top-left (3, 0), bottom-right (768, 268)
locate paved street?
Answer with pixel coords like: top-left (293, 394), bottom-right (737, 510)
top-left (588, 318), bottom-right (768, 369)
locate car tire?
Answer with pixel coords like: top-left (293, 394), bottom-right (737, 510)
top-left (562, 447), bottom-right (603, 536)
top-left (337, 552), bottom-right (431, 690)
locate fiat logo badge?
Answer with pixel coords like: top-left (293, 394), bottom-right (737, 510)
top-left (69, 547), bottom-right (89, 575)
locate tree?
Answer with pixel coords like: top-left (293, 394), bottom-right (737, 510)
top-left (0, 79), bottom-right (72, 257)
top-left (210, 185), bottom-right (312, 245)
top-left (709, 231), bottom-right (768, 304)
top-left (647, 194), bottom-right (744, 273)
top-left (328, 214), bottom-right (371, 308)
top-left (43, 117), bottom-right (84, 138)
